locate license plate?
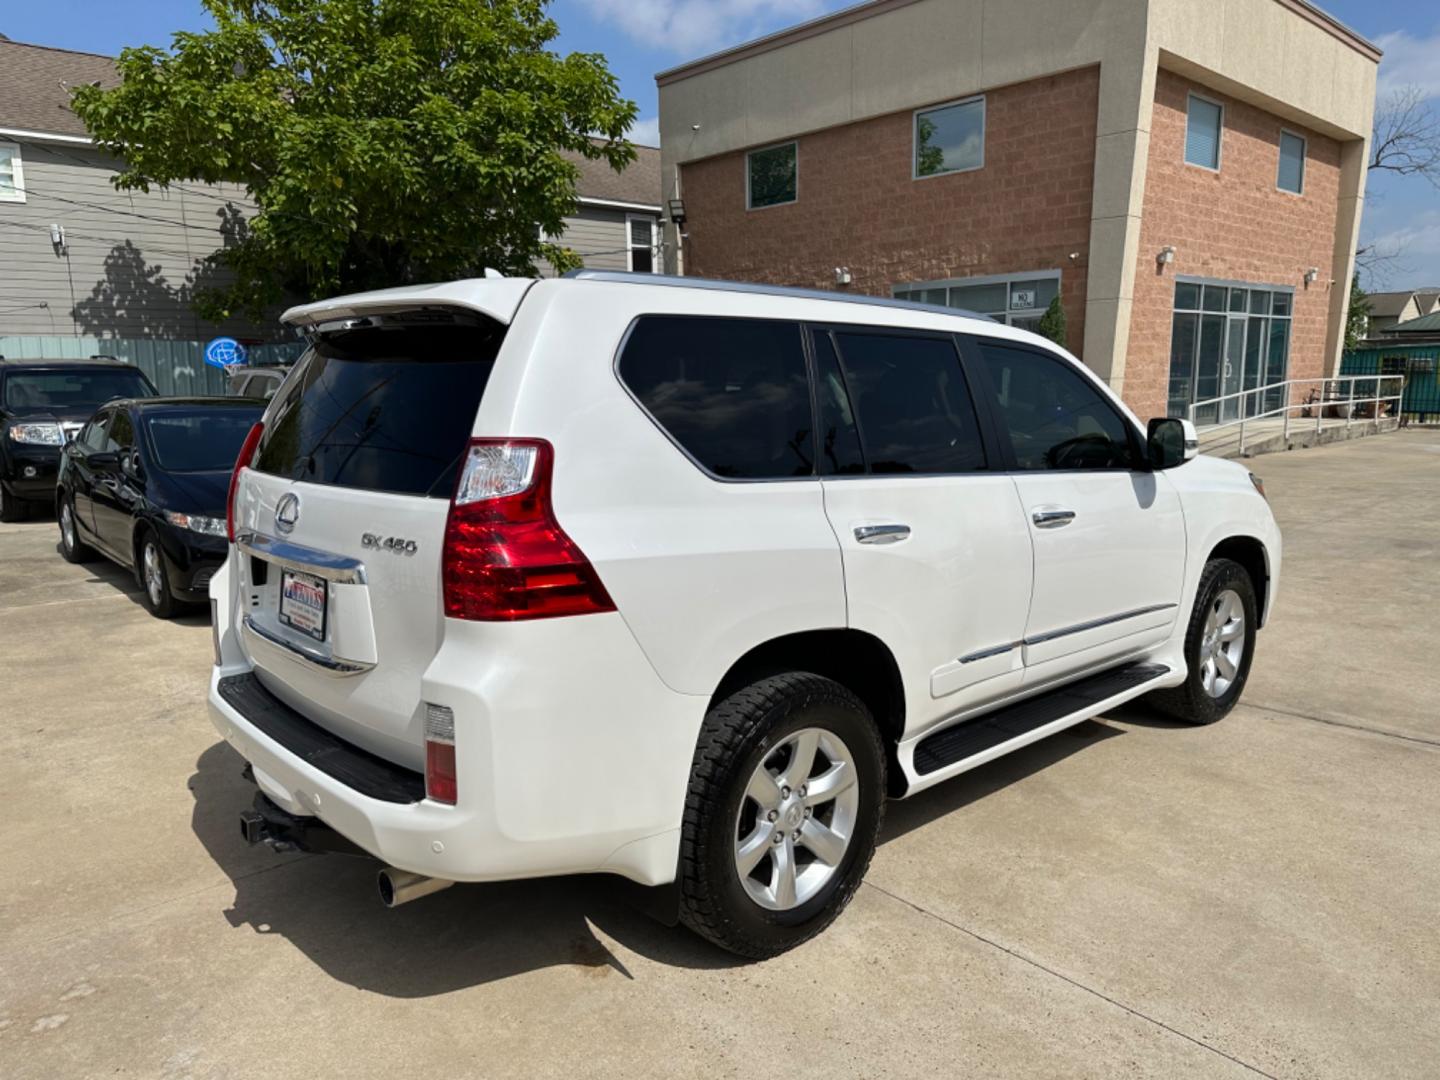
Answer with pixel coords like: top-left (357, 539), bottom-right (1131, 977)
top-left (278, 569), bottom-right (327, 641)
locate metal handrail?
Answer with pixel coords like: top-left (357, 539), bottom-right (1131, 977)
top-left (1186, 374), bottom-right (1405, 455)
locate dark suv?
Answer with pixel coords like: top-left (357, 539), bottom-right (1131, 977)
top-left (0, 359), bottom-right (158, 521)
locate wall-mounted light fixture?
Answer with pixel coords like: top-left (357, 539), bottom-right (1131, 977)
top-left (667, 197), bottom-right (686, 226)
top-left (1304, 267), bottom-right (1320, 285)
top-left (1157, 245), bottom-right (1176, 266)
top-left (834, 266), bottom-right (852, 286)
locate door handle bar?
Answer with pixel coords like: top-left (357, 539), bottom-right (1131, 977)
top-left (854, 523), bottom-right (911, 545)
top-left (1032, 508), bottom-right (1076, 529)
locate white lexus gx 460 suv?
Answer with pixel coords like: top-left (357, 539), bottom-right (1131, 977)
top-left (210, 271), bottom-right (1280, 957)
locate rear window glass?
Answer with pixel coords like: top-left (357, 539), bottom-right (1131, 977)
top-left (2, 370), bottom-right (155, 411)
top-left (146, 409), bottom-right (264, 472)
top-left (253, 322), bottom-right (504, 497)
top-left (831, 332), bottom-right (986, 474)
top-left (618, 316), bottom-right (813, 479)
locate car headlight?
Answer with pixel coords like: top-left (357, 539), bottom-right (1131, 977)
top-left (8, 422), bottom-right (65, 445)
top-left (164, 511), bottom-right (228, 537)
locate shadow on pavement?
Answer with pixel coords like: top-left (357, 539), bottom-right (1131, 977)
top-left (880, 718), bottom-right (1124, 844)
top-left (189, 705), bottom-right (1164, 992)
top-left (188, 741), bottom-right (743, 995)
top-left (55, 537), bottom-right (212, 626)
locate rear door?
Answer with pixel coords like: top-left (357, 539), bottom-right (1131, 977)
top-left (815, 327), bottom-right (1034, 728)
top-left (230, 316), bottom-right (509, 768)
top-left (92, 407), bottom-right (139, 559)
top-left (963, 336), bottom-right (1186, 684)
top-left (69, 408), bottom-right (112, 541)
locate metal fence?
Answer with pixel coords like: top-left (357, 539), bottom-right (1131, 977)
top-left (1341, 344), bottom-right (1440, 423)
top-left (0, 335), bottom-right (305, 396)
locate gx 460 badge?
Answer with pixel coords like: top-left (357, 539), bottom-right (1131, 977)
top-left (362, 533), bottom-right (418, 555)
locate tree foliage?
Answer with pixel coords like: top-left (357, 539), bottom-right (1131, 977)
top-left (70, 0), bottom-right (637, 321)
top-left (1036, 294), bottom-right (1067, 349)
top-left (1370, 86), bottom-right (1440, 189)
top-left (1345, 274), bottom-right (1371, 352)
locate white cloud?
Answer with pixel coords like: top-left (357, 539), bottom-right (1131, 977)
top-left (1370, 209), bottom-right (1440, 260)
top-left (580, 0), bottom-right (833, 56)
top-left (628, 116), bottom-right (661, 146)
top-left (1375, 27), bottom-right (1440, 100)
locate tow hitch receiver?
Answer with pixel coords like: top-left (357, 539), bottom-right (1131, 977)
top-left (237, 789), bottom-right (369, 858)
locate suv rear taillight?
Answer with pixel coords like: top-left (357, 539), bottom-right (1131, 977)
top-left (441, 439), bottom-right (615, 621)
top-left (227, 421), bottom-right (265, 542)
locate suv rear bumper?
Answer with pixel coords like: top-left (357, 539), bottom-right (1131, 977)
top-left (208, 571), bottom-right (707, 886)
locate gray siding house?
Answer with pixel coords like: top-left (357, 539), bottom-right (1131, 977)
top-left (1, 36), bottom-right (661, 361)
top-left (549, 142), bottom-right (662, 274)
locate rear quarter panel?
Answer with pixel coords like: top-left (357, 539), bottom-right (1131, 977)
top-left (483, 280), bottom-right (848, 697)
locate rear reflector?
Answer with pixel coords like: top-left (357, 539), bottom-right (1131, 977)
top-left (424, 703), bottom-right (458, 805)
top-left (442, 439), bottom-right (615, 621)
top-left (227, 421), bottom-right (265, 542)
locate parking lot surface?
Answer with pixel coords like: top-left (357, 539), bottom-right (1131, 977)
top-left (2, 431), bottom-right (1437, 1079)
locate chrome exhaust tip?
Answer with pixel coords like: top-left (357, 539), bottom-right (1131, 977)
top-left (377, 867), bottom-right (454, 908)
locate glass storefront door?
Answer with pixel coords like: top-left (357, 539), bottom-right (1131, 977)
top-left (1167, 280), bottom-right (1294, 424)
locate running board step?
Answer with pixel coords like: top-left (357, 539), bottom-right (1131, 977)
top-left (913, 662), bottom-right (1170, 776)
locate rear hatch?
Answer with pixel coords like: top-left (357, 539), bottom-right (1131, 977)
top-left (231, 313), bottom-right (508, 768)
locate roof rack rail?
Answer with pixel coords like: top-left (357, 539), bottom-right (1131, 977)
top-left (560, 269), bottom-right (994, 322)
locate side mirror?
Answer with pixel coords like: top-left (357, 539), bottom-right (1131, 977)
top-left (1147, 417), bottom-right (1198, 469)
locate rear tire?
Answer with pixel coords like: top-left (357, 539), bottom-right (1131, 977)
top-left (0, 485), bottom-right (29, 523)
top-left (1148, 558), bottom-right (1257, 725)
top-left (138, 528), bottom-right (178, 619)
top-left (58, 493), bottom-right (95, 563)
top-left (677, 673), bottom-right (885, 959)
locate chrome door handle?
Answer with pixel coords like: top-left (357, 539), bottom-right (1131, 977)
top-left (1032, 508), bottom-right (1076, 529)
top-left (854, 524), bottom-right (911, 545)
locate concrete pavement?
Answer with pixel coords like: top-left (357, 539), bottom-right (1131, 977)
top-left (1, 430), bottom-right (1436, 1078)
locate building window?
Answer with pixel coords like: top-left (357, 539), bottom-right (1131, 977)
top-left (1168, 279), bottom-right (1293, 424)
top-left (894, 271), bottom-right (1060, 332)
top-left (746, 141), bottom-right (797, 209)
top-left (627, 215), bottom-right (657, 273)
top-left (0, 142), bottom-right (24, 202)
top-left (1184, 94), bottom-right (1223, 171)
top-left (914, 97), bottom-right (985, 178)
top-left (1277, 130), bottom-right (1306, 194)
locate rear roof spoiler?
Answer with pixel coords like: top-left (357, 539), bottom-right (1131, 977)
top-left (281, 277), bottom-right (537, 330)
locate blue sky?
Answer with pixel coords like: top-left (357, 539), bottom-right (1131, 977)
top-left (5, 0), bottom-right (1438, 287)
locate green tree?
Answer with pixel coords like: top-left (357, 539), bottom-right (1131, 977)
top-left (1344, 274), bottom-right (1372, 351)
top-left (1036, 294), bottom-right (1067, 348)
top-left (916, 116), bottom-right (945, 177)
top-left (70, 0), bottom-right (637, 321)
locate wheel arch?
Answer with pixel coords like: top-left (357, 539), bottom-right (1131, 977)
top-left (1206, 535), bottom-right (1270, 626)
top-left (708, 629), bottom-right (907, 795)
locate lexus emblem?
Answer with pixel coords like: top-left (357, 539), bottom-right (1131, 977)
top-left (274, 492), bottom-right (301, 536)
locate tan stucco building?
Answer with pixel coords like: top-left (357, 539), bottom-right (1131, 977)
top-left (656, 0), bottom-right (1379, 423)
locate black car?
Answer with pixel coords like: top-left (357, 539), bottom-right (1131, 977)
top-left (56, 397), bottom-right (264, 617)
top-left (0, 358), bottom-right (159, 521)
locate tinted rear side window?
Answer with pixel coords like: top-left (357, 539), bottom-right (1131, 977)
top-left (831, 332), bottom-right (986, 474)
top-left (618, 316), bottom-right (813, 479)
top-left (254, 322), bottom-right (504, 497)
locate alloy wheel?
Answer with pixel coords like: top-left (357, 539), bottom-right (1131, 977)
top-left (61, 502), bottom-right (76, 552)
top-left (733, 727), bottom-right (860, 911)
top-left (1199, 588), bottom-right (1246, 698)
top-left (144, 542), bottom-right (164, 606)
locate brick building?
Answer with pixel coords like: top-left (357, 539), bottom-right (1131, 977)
top-left (656, 0), bottom-right (1379, 423)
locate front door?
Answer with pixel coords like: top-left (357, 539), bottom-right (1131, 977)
top-left (1221, 317), bottom-right (1246, 422)
top-left (812, 328), bottom-right (1034, 728)
top-left (963, 337), bottom-right (1188, 686)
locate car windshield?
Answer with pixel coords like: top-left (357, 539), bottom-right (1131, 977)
top-left (3, 370), bottom-right (156, 412)
top-left (144, 410), bottom-right (262, 472)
